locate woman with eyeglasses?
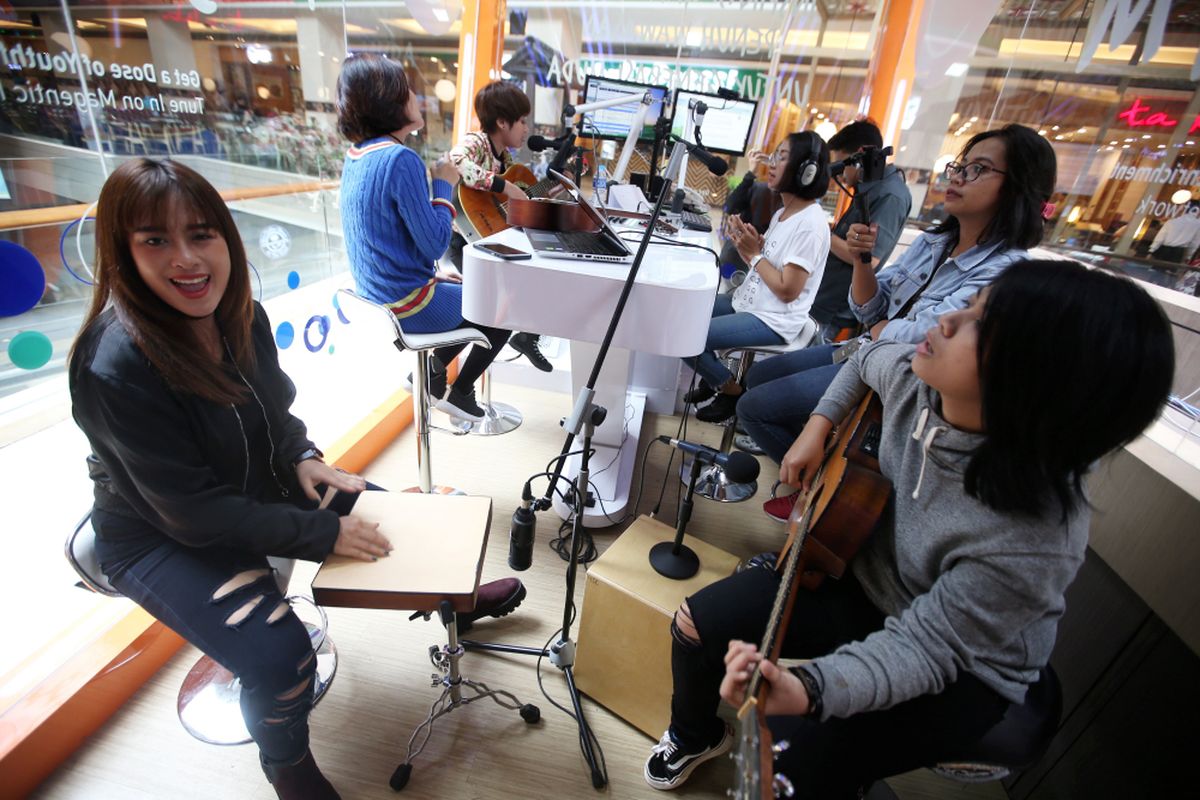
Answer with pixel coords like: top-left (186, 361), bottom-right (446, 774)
top-left (736, 124), bottom-right (1057, 523)
top-left (682, 131), bottom-right (832, 423)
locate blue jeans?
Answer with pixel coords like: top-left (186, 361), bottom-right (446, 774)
top-left (681, 294), bottom-right (784, 389)
top-left (736, 343), bottom-right (844, 464)
top-left (93, 487), bottom-right (370, 767)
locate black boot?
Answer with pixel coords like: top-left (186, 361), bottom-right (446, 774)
top-left (509, 332), bottom-right (553, 372)
top-left (261, 750), bottom-right (341, 800)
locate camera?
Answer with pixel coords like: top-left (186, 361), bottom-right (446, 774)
top-left (829, 145), bottom-right (894, 183)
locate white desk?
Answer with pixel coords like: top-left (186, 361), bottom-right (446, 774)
top-left (462, 225), bottom-right (719, 525)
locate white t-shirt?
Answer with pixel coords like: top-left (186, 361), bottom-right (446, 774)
top-left (731, 202), bottom-right (830, 342)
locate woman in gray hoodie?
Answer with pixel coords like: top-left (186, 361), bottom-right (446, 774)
top-left (644, 259), bottom-right (1175, 795)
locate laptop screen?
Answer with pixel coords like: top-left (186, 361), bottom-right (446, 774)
top-left (547, 169), bottom-right (629, 251)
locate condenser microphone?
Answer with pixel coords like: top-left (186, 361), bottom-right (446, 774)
top-left (528, 133), bottom-right (572, 152)
top-left (671, 188), bottom-right (685, 214)
top-left (681, 141), bottom-right (728, 176)
top-left (657, 436), bottom-right (759, 483)
top-left (507, 484), bottom-right (536, 571)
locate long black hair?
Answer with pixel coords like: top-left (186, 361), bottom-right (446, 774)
top-left (966, 259), bottom-right (1174, 518)
top-left (930, 124), bottom-right (1057, 251)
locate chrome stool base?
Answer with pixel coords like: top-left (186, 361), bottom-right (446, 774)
top-left (681, 457), bottom-right (758, 503)
top-left (177, 622), bottom-right (337, 746)
top-left (464, 401), bottom-right (522, 436)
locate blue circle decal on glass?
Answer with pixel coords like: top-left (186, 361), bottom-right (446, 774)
top-left (332, 293), bottom-right (350, 325)
top-left (286, 270), bottom-right (301, 290)
top-left (303, 315), bottom-right (330, 353)
top-left (8, 330), bottom-right (53, 369)
top-left (275, 321), bottom-right (295, 349)
top-left (0, 242), bottom-right (47, 317)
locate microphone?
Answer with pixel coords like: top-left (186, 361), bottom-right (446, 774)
top-left (528, 132), bottom-right (572, 152)
top-left (508, 483), bottom-right (536, 571)
top-left (657, 436), bottom-right (760, 483)
top-left (681, 140), bottom-right (728, 176)
top-left (671, 188), bottom-right (685, 214)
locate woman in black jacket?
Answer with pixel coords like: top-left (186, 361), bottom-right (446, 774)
top-left (69, 158), bottom-right (390, 800)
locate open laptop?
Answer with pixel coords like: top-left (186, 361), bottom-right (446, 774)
top-left (522, 170), bottom-right (635, 264)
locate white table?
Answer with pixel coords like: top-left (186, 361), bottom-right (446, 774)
top-left (462, 224), bottom-right (719, 525)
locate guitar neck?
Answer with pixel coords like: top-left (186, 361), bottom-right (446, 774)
top-left (525, 177), bottom-right (560, 199)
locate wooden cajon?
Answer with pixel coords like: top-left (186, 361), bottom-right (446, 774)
top-left (574, 515), bottom-right (740, 739)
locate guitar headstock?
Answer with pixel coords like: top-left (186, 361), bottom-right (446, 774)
top-left (729, 706), bottom-right (795, 800)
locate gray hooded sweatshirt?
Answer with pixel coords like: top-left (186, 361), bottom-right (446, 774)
top-left (802, 340), bottom-right (1088, 720)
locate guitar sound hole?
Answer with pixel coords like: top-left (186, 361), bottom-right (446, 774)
top-left (860, 423), bottom-right (882, 460)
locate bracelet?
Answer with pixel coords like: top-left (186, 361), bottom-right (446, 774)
top-left (790, 666), bottom-right (824, 719)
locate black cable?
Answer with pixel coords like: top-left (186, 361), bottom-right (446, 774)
top-left (617, 230), bottom-right (720, 267)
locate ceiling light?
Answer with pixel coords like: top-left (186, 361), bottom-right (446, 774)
top-left (1171, 189), bottom-right (1193, 204)
top-left (814, 120), bottom-right (838, 141)
top-left (944, 62), bottom-right (969, 77)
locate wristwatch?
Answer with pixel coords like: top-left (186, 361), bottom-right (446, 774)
top-left (292, 447), bottom-right (324, 470)
top-left (748, 253), bottom-right (765, 271)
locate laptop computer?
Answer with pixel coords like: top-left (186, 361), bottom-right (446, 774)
top-left (522, 170), bottom-right (635, 264)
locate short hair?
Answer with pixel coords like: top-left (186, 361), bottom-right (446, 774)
top-left (930, 124), bottom-right (1057, 251)
top-left (475, 81), bottom-right (531, 133)
top-left (827, 120), bottom-right (883, 155)
top-left (780, 130), bottom-right (831, 201)
top-left (967, 259), bottom-right (1174, 519)
top-left (75, 158), bottom-right (255, 405)
top-left (336, 53), bottom-right (414, 143)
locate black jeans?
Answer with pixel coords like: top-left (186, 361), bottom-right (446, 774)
top-left (672, 566), bottom-right (1011, 798)
top-left (93, 488), bottom-right (367, 767)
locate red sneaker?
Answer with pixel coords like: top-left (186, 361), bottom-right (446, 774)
top-left (762, 491), bottom-right (800, 523)
top-left (458, 577), bottom-right (526, 634)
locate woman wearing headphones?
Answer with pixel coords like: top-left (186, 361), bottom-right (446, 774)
top-left (682, 131), bottom-right (831, 422)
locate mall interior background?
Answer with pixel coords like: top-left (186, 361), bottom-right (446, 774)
top-left (2, 0), bottom-right (1199, 791)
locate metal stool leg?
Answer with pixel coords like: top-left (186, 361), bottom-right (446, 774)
top-left (464, 369), bottom-right (523, 436)
top-left (389, 602), bottom-right (540, 792)
top-left (682, 350), bottom-right (759, 503)
top-left (406, 349), bottom-right (465, 495)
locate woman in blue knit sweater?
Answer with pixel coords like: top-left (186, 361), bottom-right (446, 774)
top-left (337, 53), bottom-right (511, 422)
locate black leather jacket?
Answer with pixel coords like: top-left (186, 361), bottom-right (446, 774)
top-left (70, 302), bottom-right (339, 562)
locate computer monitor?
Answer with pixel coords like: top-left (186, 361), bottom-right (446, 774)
top-left (670, 89), bottom-right (758, 157)
top-left (579, 75), bottom-right (671, 142)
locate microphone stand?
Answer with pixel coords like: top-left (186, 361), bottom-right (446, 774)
top-left (461, 142), bottom-right (691, 791)
top-left (649, 455), bottom-right (703, 579)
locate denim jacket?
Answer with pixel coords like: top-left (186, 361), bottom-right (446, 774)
top-left (850, 230), bottom-right (1028, 343)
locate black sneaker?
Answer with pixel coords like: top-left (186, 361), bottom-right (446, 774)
top-left (405, 356), bottom-right (447, 400)
top-left (683, 380), bottom-right (717, 405)
top-left (438, 386), bottom-right (486, 422)
top-left (509, 332), bottom-right (553, 372)
top-left (695, 392), bottom-right (739, 424)
top-left (644, 725), bottom-right (733, 790)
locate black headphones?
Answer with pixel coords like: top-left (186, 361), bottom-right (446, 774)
top-left (793, 131), bottom-right (822, 192)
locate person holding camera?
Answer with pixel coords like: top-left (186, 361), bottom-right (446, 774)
top-left (736, 124), bottom-right (1057, 522)
top-left (809, 120), bottom-right (912, 343)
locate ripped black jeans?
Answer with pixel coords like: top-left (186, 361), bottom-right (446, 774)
top-left (93, 506), bottom-right (324, 767)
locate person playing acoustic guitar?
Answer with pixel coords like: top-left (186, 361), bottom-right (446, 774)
top-left (447, 79), bottom-right (552, 372)
top-left (646, 259), bottom-right (1175, 795)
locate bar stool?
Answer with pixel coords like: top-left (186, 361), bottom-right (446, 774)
top-left (336, 289), bottom-right (492, 494)
top-left (64, 512), bottom-right (337, 746)
top-left (684, 319), bottom-right (818, 503)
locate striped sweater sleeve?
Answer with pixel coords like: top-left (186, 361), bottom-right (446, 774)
top-left (391, 148), bottom-right (454, 264)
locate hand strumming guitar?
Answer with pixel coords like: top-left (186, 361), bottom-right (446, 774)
top-left (502, 182), bottom-right (527, 200)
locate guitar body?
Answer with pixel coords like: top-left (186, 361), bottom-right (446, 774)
top-left (506, 197), bottom-right (599, 233)
top-left (733, 392), bottom-right (891, 800)
top-left (456, 164), bottom-right (566, 239)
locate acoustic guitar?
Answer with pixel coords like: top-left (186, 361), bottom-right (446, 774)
top-left (455, 164), bottom-right (564, 239)
top-left (732, 392), bottom-right (890, 800)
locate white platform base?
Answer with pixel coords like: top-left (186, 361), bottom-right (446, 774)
top-left (551, 392), bottom-right (645, 529)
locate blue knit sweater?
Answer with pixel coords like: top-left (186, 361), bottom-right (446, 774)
top-left (340, 137), bottom-right (455, 312)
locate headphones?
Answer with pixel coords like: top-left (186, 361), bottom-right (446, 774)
top-left (793, 131), bottom-right (822, 191)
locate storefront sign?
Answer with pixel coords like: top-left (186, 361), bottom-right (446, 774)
top-left (1078, 0), bottom-right (1200, 81)
top-left (1115, 98), bottom-right (1200, 134)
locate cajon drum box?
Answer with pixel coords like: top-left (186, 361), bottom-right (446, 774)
top-left (574, 515), bottom-right (739, 739)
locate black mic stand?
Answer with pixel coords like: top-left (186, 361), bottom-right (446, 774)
top-left (649, 455), bottom-right (703, 579)
top-left (461, 143), bottom-right (691, 791)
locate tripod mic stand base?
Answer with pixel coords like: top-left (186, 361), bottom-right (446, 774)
top-left (649, 541), bottom-right (700, 579)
